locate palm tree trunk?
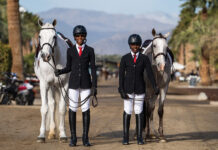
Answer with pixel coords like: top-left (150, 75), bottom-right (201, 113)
top-left (200, 45), bottom-right (212, 85)
top-left (22, 40), bottom-right (31, 56)
top-left (7, 0), bottom-right (24, 80)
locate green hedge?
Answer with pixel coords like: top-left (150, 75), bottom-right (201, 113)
top-left (0, 41), bottom-right (12, 75)
top-left (23, 52), bottom-right (35, 75)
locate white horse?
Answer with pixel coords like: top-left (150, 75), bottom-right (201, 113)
top-left (142, 28), bottom-right (171, 142)
top-left (34, 19), bottom-right (70, 143)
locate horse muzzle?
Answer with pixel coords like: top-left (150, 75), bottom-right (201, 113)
top-left (41, 53), bottom-right (51, 62)
top-left (158, 63), bottom-right (165, 72)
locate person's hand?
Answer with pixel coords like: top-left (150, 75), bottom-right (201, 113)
top-left (120, 91), bottom-right (129, 99)
top-left (154, 87), bottom-right (160, 95)
top-left (91, 87), bottom-right (97, 96)
top-left (54, 69), bottom-right (62, 77)
top-left (118, 89), bottom-right (128, 99)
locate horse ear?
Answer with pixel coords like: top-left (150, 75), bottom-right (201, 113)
top-left (164, 32), bottom-right (170, 38)
top-left (38, 19), bottom-right (43, 27)
top-left (152, 28), bottom-right (156, 37)
top-left (52, 19), bottom-right (57, 26)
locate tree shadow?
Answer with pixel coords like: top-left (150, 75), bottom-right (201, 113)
top-left (166, 131), bottom-right (218, 142)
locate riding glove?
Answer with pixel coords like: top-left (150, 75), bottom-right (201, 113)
top-left (120, 91), bottom-right (129, 99)
top-left (118, 88), bottom-right (129, 99)
top-left (54, 69), bottom-right (62, 77)
top-left (91, 87), bottom-right (97, 97)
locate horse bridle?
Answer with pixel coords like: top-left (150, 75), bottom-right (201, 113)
top-left (152, 36), bottom-right (167, 60)
top-left (38, 28), bottom-right (57, 54)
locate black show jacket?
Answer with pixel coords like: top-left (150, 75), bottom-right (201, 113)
top-left (60, 45), bottom-right (97, 89)
top-left (119, 53), bottom-right (156, 94)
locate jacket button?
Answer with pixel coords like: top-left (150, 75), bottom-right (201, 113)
top-left (78, 74), bottom-right (81, 77)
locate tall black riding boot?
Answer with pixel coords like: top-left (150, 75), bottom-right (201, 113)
top-left (69, 109), bottom-right (77, 147)
top-left (123, 111), bottom-right (131, 145)
top-left (82, 109), bottom-right (91, 146)
top-left (136, 113), bottom-right (144, 145)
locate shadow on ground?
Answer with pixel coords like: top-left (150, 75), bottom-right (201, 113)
top-left (166, 131), bottom-right (218, 142)
top-left (90, 130), bottom-right (218, 145)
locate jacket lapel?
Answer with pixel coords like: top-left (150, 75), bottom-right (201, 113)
top-left (73, 45), bottom-right (79, 57)
top-left (128, 53), bottom-right (135, 66)
top-left (135, 53), bottom-right (141, 65)
top-left (81, 45), bottom-right (88, 57)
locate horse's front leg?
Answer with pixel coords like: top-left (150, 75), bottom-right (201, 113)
top-left (58, 84), bottom-right (67, 142)
top-left (158, 86), bottom-right (168, 142)
top-left (47, 87), bottom-right (56, 140)
top-left (146, 96), bottom-right (156, 140)
top-left (37, 82), bottom-right (49, 143)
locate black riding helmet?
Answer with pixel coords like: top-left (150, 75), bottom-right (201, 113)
top-left (128, 34), bottom-right (142, 46)
top-left (73, 25), bottom-right (87, 36)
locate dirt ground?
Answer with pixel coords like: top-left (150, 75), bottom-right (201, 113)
top-left (0, 79), bottom-right (218, 150)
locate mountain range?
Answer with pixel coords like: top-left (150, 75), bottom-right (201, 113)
top-left (38, 8), bottom-right (176, 55)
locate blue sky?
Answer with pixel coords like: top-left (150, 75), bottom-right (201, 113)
top-left (20, 0), bottom-right (183, 17)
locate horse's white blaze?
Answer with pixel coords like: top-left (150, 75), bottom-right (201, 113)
top-left (34, 20), bottom-right (69, 140)
top-left (153, 38), bottom-right (167, 70)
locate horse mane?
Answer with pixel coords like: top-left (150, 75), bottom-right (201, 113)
top-left (158, 33), bottom-right (164, 38)
top-left (35, 43), bottom-right (40, 58)
top-left (57, 32), bottom-right (74, 48)
top-left (141, 39), bottom-right (152, 55)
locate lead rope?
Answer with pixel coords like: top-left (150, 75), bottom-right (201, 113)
top-left (46, 59), bottom-right (98, 108)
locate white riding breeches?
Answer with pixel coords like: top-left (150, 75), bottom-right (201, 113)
top-left (124, 93), bottom-right (145, 115)
top-left (68, 88), bottom-right (91, 112)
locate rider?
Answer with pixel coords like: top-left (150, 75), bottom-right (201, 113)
top-left (118, 34), bottom-right (159, 145)
top-left (55, 25), bottom-right (97, 147)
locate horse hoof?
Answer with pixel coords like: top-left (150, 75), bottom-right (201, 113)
top-left (133, 133), bottom-right (137, 140)
top-left (159, 137), bottom-right (167, 143)
top-left (150, 134), bottom-right (157, 139)
top-left (145, 136), bottom-right (152, 142)
top-left (60, 137), bottom-right (68, 143)
top-left (37, 137), bottom-right (45, 143)
top-left (145, 138), bottom-right (151, 142)
top-left (48, 134), bottom-right (56, 140)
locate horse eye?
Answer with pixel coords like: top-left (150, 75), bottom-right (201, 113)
top-left (153, 45), bottom-right (156, 48)
top-left (53, 36), bottom-right (57, 39)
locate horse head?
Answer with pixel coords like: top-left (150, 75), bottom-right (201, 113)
top-left (151, 28), bottom-right (170, 72)
top-left (38, 19), bottom-right (57, 62)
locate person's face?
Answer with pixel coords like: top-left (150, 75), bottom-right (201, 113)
top-left (74, 34), bottom-right (86, 46)
top-left (130, 44), bottom-right (140, 53)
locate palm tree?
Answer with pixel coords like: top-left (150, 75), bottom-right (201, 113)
top-left (7, 0), bottom-right (24, 79)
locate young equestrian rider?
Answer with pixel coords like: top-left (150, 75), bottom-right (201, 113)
top-left (118, 34), bottom-right (159, 145)
top-left (55, 25), bottom-right (97, 147)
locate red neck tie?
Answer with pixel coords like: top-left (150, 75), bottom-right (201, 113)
top-left (134, 54), bottom-right (136, 63)
top-left (78, 46), bottom-right (82, 56)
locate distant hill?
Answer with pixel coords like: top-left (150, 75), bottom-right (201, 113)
top-left (38, 8), bottom-right (176, 55)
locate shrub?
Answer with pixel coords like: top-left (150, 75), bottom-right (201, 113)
top-left (0, 41), bottom-right (12, 76)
